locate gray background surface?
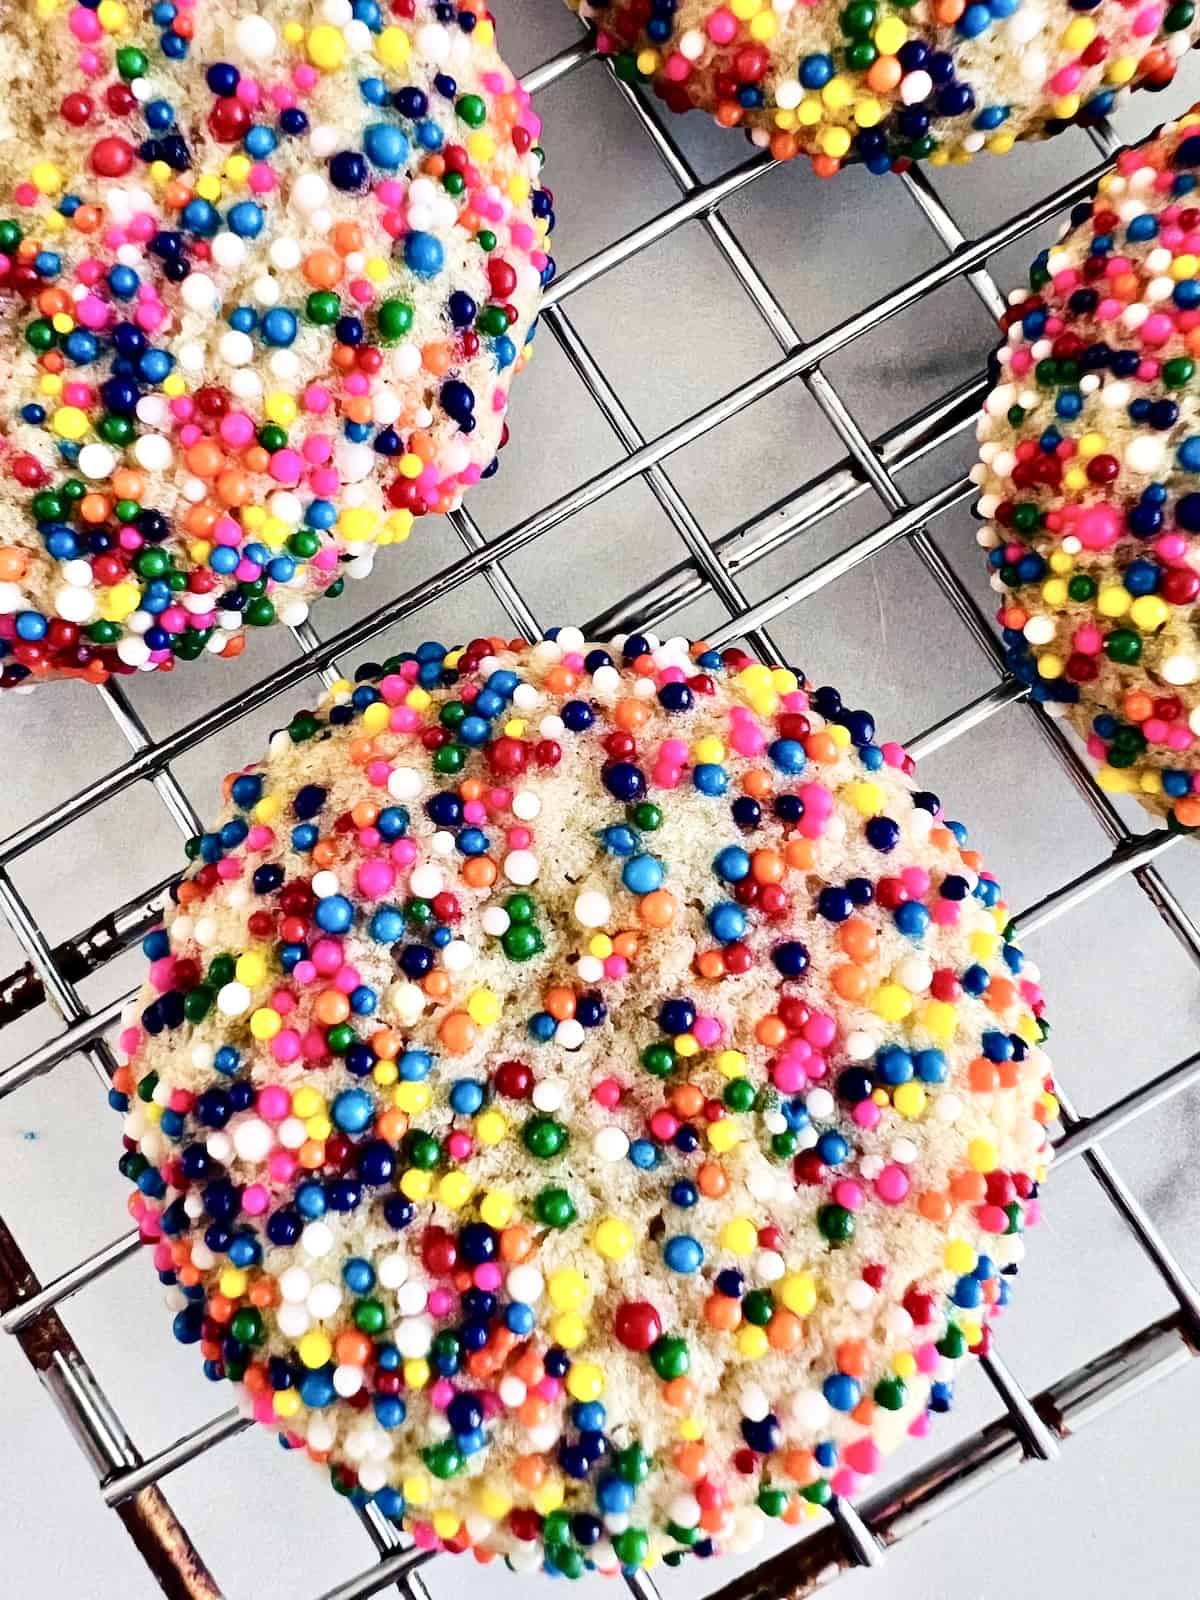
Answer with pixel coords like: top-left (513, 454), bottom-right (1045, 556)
top-left (4, 4), bottom-right (1200, 1596)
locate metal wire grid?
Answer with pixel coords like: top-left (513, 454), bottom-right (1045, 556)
top-left (2, 16), bottom-right (1200, 1600)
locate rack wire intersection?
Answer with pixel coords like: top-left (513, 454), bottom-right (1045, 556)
top-left (3, 17), bottom-right (1200, 1600)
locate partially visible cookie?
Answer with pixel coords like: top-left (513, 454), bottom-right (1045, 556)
top-left (114, 627), bottom-right (1055, 1578)
top-left (975, 106), bottom-right (1200, 830)
top-left (567, 0), bottom-right (1196, 176)
top-left (0, 1), bottom-right (552, 689)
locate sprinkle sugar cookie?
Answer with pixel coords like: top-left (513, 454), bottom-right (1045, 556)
top-left (976, 107), bottom-right (1200, 830)
top-left (567, 0), bottom-right (1198, 176)
top-left (0, 0), bottom-right (553, 689)
top-left (114, 629), bottom-right (1055, 1577)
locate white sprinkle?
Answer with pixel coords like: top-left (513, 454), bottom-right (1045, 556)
top-left (301, 1222), bottom-right (334, 1259)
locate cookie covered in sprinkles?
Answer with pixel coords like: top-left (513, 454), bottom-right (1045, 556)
top-left (975, 106), bottom-right (1200, 831)
top-left (113, 629), bottom-right (1056, 1577)
top-left (566, 0), bottom-right (1198, 176)
top-left (0, 1), bottom-right (552, 690)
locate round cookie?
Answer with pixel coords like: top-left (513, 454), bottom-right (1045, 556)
top-left (0, 2), bottom-right (552, 690)
top-left (113, 628), bottom-right (1055, 1577)
top-left (975, 107), bottom-right (1200, 831)
top-left (567, 0), bottom-right (1198, 176)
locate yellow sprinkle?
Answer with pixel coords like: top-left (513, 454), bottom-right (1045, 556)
top-left (749, 11), bottom-right (776, 38)
top-left (162, 373), bottom-right (185, 397)
top-left (398, 452), bottom-right (424, 479)
top-left (707, 1119), bottom-right (742, 1154)
top-left (365, 255), bottom-right (389, 282)
top-left (692, 736), bottom-right (725, 764)
top-left (821, 76), bottom-right (853, 110)
top-left (872, 983), bottom-right (913, 1022)
top-left (274, 1389), bottom-right (301, 1419)
top-left (721, 1217), bottom-right (758, 1256)
top-left (874, 15), bottom-right (907, 50)
top-left (796, 98), bottom-right (822, 127)
top-left (404, 1360), bottom-right (430, 1390)
top-left (1096, 763), bottom-right (1137, 794)
top-left (820, 126), bottom-right (852, 160)
top-left (195, 174), bottom-right (222, 202)
top-left (97, 0), bottom-right (127, 30)
top-left (30, 162), bottom-right (63, 195)
top-left (1062, 15), bottom-right (1095, 47)
top-left (51, 406), bottom-right (89, 441)
top-left (468, 130), bottom-right (496, 165)
top-left (892, 1082), bottom-right (928, 1119)
top-left (477, 1484), bottom-right (512, 1520)
top-left (403, 1474), bottom-right (430, 1505)
top-left (235, 952), bottom-right (266, 986)
top-left (99, 582), bottom-right (139, 622)
top-left (306, 1115), bottom-right (331, 1142)
top-left (480, 1190), bottom-right (514, 1229)
top-left (1041, 579), bottom-right (1068, 607)
top-left (264, 391), bottom-right (298, 426)
top-left (1036, 653), bottom-right (1063, 680)
top-left (533, 1479), bottom-right (565, 1516)
top-left (737, 1324), bottom-right (769, 1359)
top-left (547, 1268), bottom-right (588, 1311)
top-left (405, 686), bottom-right (431, 712)
top-left (475, 1109), bottom-right (507, 1145)
top-left (1076, 432), bottom-right (1106, 459)
top-left (375, 26), bottom-right (411, 66)
top-left (828, 723), bottom-right (852, 749)
top-left (845, 780), bottom-right (885, 816)
top-left (437, 1171), bottom-right (473, 1209)
top-left (588, 934), bottom-right (613, 959)
top-left (674, 1034), bottom-right (699, 1058)
top-left (944, 1239), bottom-right (977, 1275)
top-left (968, 1137), bottom-right (998, 1173)
top-left (1171, 254), bottom-right (1199, 281)
top-left (299, 1331), bottom-right (333, 1369)
top-left (1063, 468), bottom-right (1087, 494)
top-left (400, 1168), bottom-right (432, 1201)
top-left (372, 1061), bottom-right (398, 1087)
top-left (292, 1087), bottom-right (323, 1119)
top-left (38, 375), bottom-right (63, 397)
top-left (551, 1311), bottom-right (587, 1348)
top-left (1048, 550), bottom-right (1075, 575)
top-left (853, 98), bottom-right (883, 129)
top-left (307, 23), bottom-right (346, 69)
top-left (678, 1417), bottom-right (704, 1441)
top-left (970, 931), bottom-right (999, 962)
top-left (249, 1007), bottom-right (281, 1041)
top-left (253, 794), bottom-right (280, 823)
top-left (566, 1362), bottom-right (605, 1402)
top-left (338, 506), bottom-right (378, 544)
top-left (779, 1272), bottom-right (817, 1316)
top-left (432, 1512), bottom-right (460, 1540)
top-left (893, 1351), bottom-right (917, 1379)
top-left (467, 987), bottom-right (500, 1027)
top-left (717, 1049), bottom-right (747, 1079)
top-left (223, 154), bottom-right (251, 185)
top-left (918, 999), bottom-right (957, 1044)
top-left (593, 1216), bottom-right (635, 1260)
top-left (1130, 595), bottom-right (1168, 632)
top-left (219, 1268), bottom-right (247, 1298)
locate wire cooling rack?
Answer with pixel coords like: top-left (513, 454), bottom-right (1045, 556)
top-left (4, 11), bottom-right (1200, 1600)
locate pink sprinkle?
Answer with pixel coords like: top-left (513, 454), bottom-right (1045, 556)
top-left (391, 838), bottom-right (418, 868)
top-left (311, 938), bottom-right (343, 975)
top-left (446, 1130), bottom-right (473, 1161)
top-left (474, 1262), bottom-right (502, 1291)
top-left (427, 1288), bottom-right (454, 1318)
top-left (309, 467), bottom-right (340, 497)
top-left (268, 449), bottom-right (304, 484)
top-left (219, 412), bottom-right (255, 449)
top-left (693, 1015), bottom-right (722, 1048)
top-left (603, 955), bottom-right (628, 980)
top-left (334, 964), bottom-right (360, 995)
top-left (69, 6), bottom-right (102, 41)
top-left (833, 1179), bottom-right (865, 1211)
top-left (875, 1164), bottom-right (910, 1204)
top-left (592, 1077), bottom-right (622, 1109)
top-left (303, 384), bottom-right (332, 414)
top-left (271, 1029), bottom-right (302, 1064)
top-left (242, 1184), bottom-right (270, 1216)
top-left (853, 1100), bottom-right (882, 1130)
